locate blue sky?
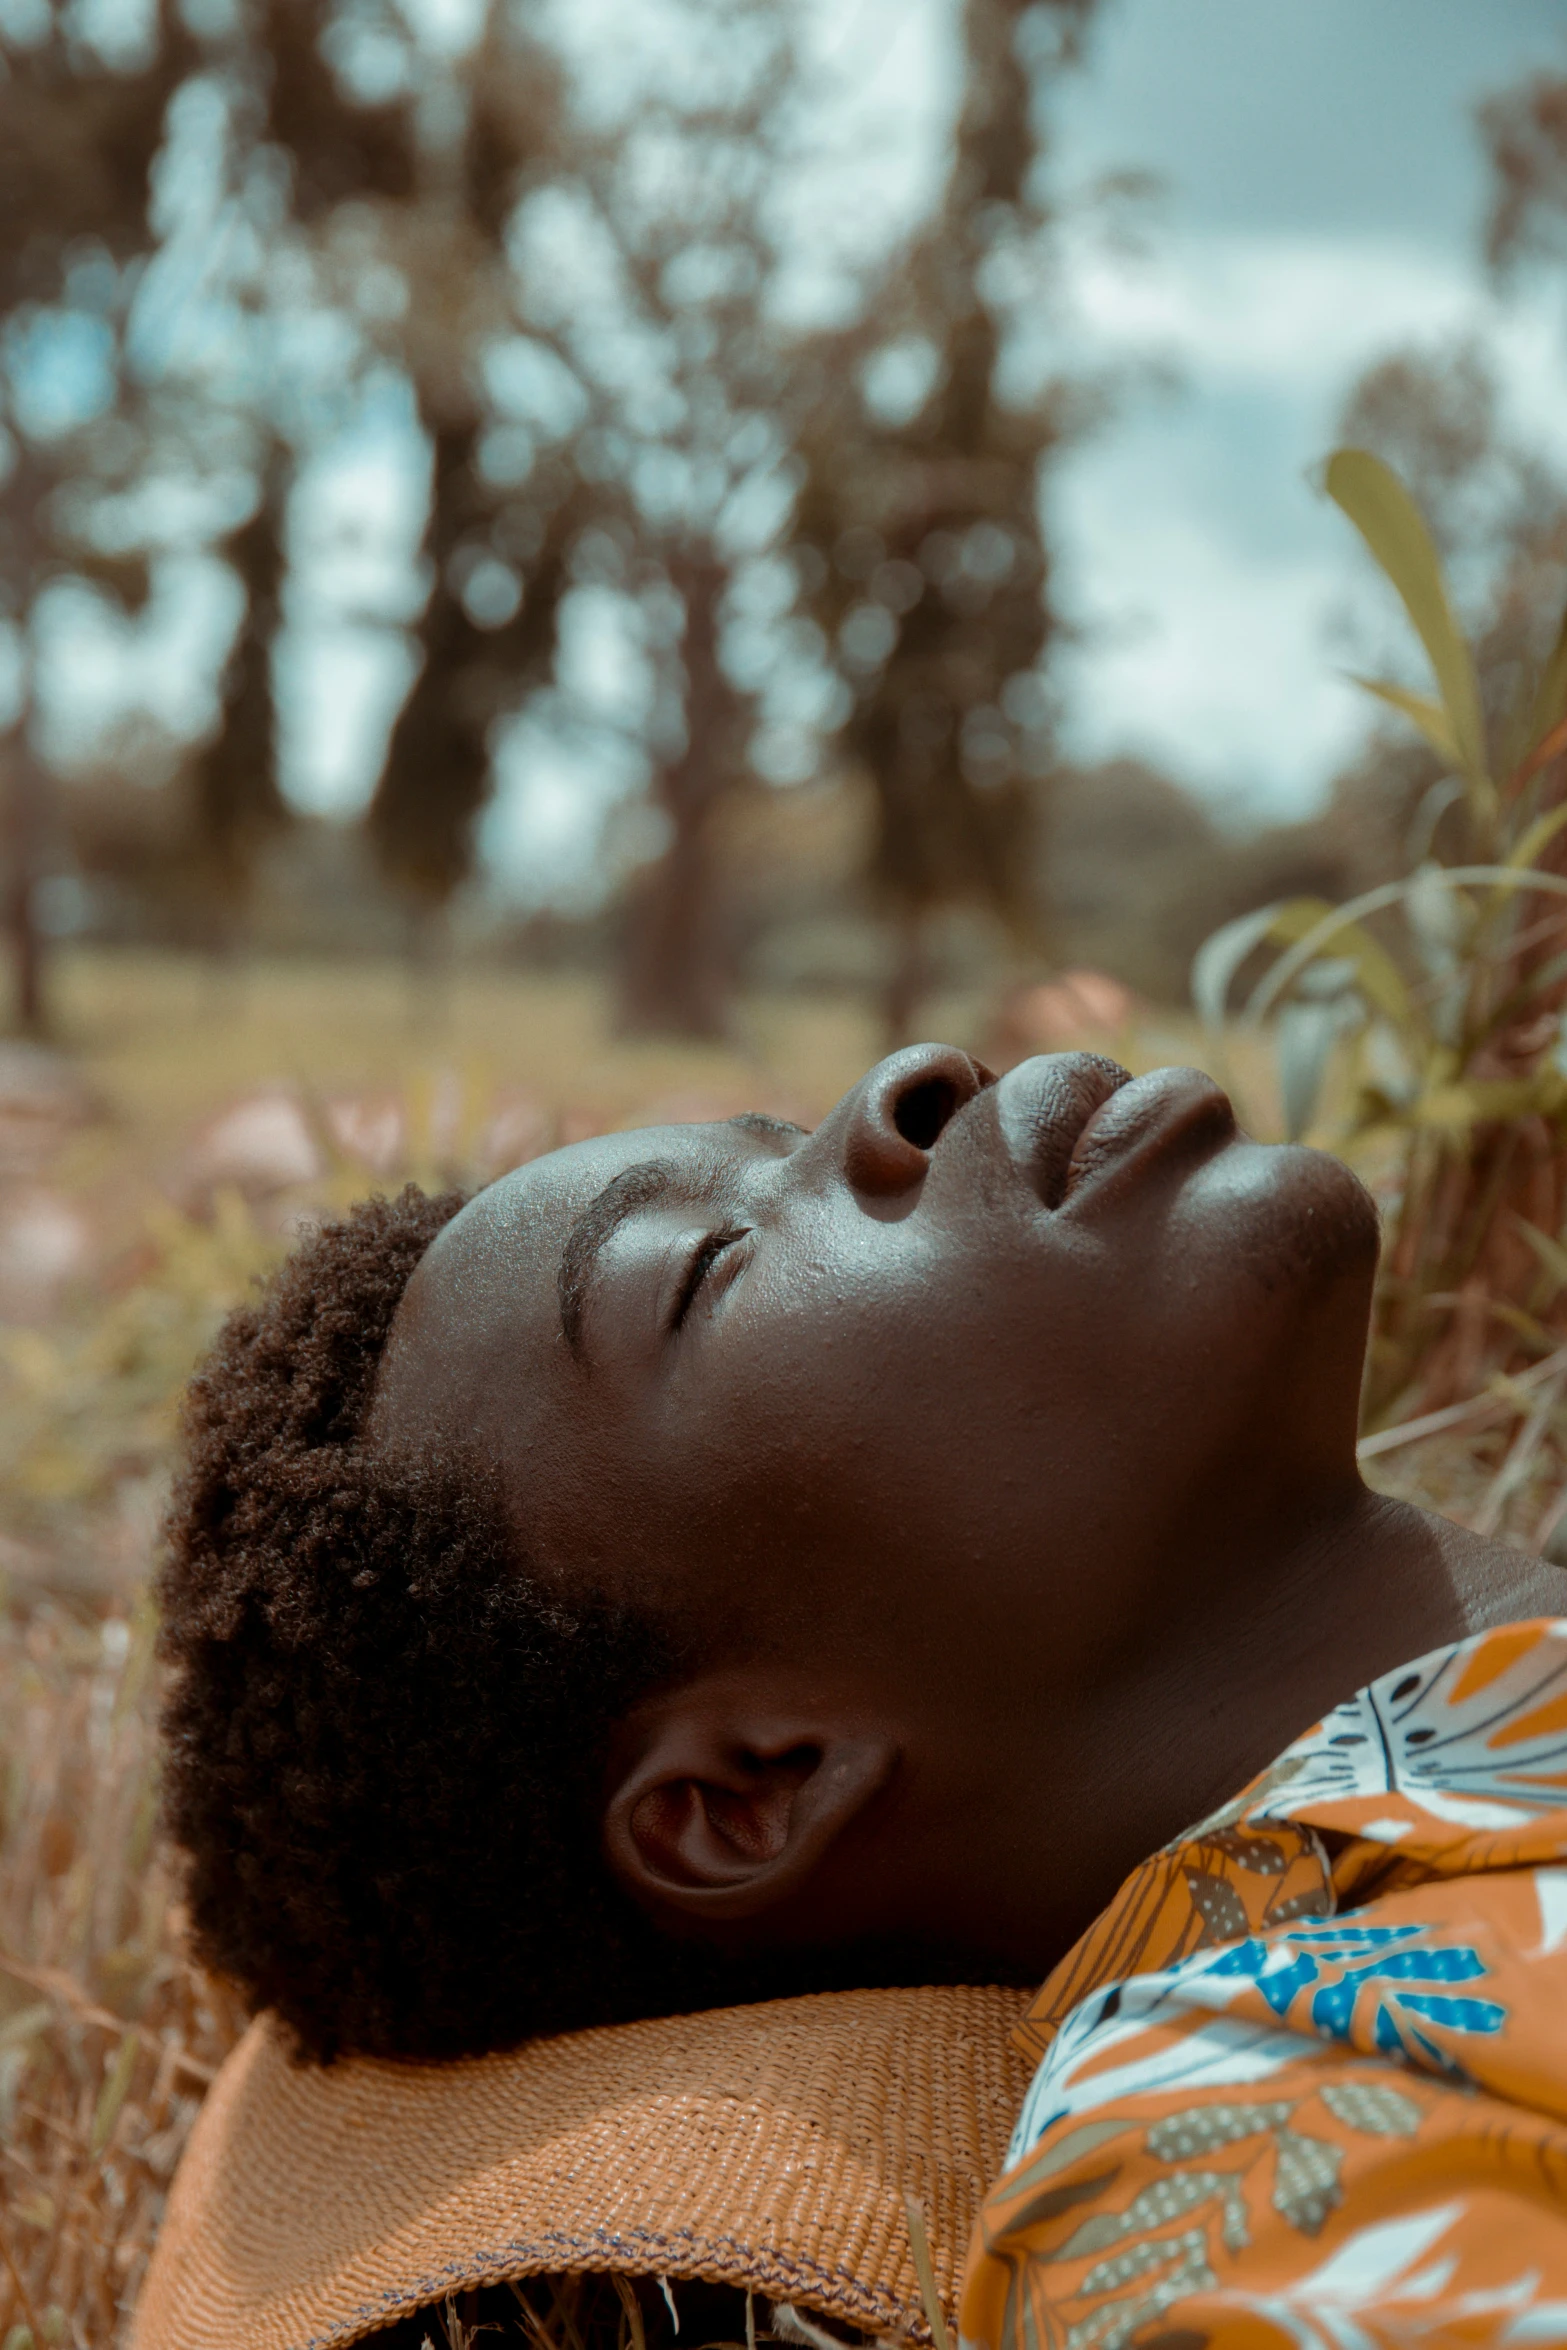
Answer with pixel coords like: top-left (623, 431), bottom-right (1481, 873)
top-left (1046, 0), bottom-right (1567, 819)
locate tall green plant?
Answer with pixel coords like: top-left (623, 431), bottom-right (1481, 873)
top-left (1195, 448), bottom-right (1567, 1430)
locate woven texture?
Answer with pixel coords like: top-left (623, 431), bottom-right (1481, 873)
top-left (132, 1984), bottom-right (1032, 2350)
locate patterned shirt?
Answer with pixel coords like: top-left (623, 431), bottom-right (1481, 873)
top-left (960, 1616), bottom-right (1567, 2350)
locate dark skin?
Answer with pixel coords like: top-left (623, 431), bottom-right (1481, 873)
top-left (372, 1044), bottom-right (1567, 1989)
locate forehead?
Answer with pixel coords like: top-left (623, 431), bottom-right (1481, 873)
top-left (415, 1122), bottom-right (729, 1322)
top-left (371, 1120), bottom-right (780, 1439)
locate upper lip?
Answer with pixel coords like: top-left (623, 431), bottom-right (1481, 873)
top-left (993, 1054), bottom-right (1132, 1209)
top-left (992, 1056), bottom-right (1240, 1211)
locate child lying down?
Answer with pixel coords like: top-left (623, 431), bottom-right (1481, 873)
top-left (154, 1044), bottom-right (1567, 2346)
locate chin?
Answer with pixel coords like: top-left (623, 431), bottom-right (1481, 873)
top-left (1135, 1140), bottom-right (1380, 1486)
top-left (1163, 1138), bottom-right (1381, 1360)
top-left (1252, 1140), bottom-right (1381, 1294)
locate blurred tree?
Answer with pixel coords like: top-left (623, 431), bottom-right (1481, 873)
top-left (1339, 340), bottom-right (1503, 555)
top-left (2, 0), bottom-right (1102, 1046)
top-left (1474, 47), bottom-right (1567, 799)
top-left (368, 420), bottom-right (585, 947)
top-left (1481, 57), bottom-right (1567, 278)
top-left (616, 546), bottom-right (750, 1034)
top-left (0, 2), bottom-right (193, 1030)
top-left (0, 0), bottom-right (585, 998)
top-left (787, 0), bottom-right (1098, 1044)
top-left (187, 449), bottom-right (291, 935)
top-left (162, 0), bottom-right (431, 951)
top-left (507, 0), bottom-right (807, 1035)
top-left (215, 1), bottom-right (577, 947)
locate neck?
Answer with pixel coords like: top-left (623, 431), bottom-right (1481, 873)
top-left (981, 1482), bottom-right (1567, 1978)
top-left (1131, 1483), bottom-right (1565, 1833)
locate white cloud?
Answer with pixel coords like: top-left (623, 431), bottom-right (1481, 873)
top-left (1050, 225), bottom-right (1567, 819)
top-left (1066, 230), bottom-right (1473, 387)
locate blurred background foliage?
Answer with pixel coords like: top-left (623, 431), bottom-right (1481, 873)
top-left (0, 0), bottom-right (1110, 1044)
top-left (1, 0), bottom-right (1559, 1049)
top-left (6, 3), bottom-right (1567, 2337)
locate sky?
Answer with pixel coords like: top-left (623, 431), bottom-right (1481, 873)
top-left (1044, 0), bottom-right (1567, 821)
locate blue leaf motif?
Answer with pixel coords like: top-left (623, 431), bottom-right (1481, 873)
top-left (1375, 2004), bottom-right (1405, 2059)
top-left (1311, 1978), bottom-right (1358, 2036)
top-left (1392, 1992), bottom-right (1506, 2035)
top-left (1307, 1945), bottom-right (1496, 2042)
top-left (1206, 1941), bottom-right (1268, 1978)
top-left (1287, 1923), bottom-right (1426, 1948)
top-left (1258, 1954), bottom-right (1321, 2016)
top-left (1352, 1948), bottom-right (1487, 1986)
top-left (1204, 1940), bottom-right (1321, 2016)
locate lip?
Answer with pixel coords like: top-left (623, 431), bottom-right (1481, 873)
top-left (995, 1056), bottom-right (1235, 1209)
top-left (994, 1053), bottom-right (1132, 1208)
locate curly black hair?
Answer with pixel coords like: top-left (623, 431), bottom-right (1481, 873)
top-left (158, 1184), bottom-right (742, 2065)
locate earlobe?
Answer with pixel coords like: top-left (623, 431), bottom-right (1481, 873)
top-left (603, 1704), bottom-right (897, 1925)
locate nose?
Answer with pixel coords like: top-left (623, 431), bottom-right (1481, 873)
top-left (833, 1044), bottom-right (992, 1198)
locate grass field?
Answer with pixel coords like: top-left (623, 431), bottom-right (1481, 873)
top-left (0, 945), bottom-right (1521, 2345)
top-left (4, 948), bottom-right (1029, 2345)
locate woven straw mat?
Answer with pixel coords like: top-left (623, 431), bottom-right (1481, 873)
top-left (132, 1982), bottom-right (1034, 2350)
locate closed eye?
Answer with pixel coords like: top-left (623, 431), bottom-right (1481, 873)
top-left (669, 1226), bottom-right (749, 1332)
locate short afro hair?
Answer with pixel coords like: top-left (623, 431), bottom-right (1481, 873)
top-left (158, 1184), bottom-right (740, 2065)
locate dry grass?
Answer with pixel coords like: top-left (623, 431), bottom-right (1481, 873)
top-left (0, 1597), bottom-right (245, 2345)
top-left (0, 945), bottom-right (1548, 2346)
top-left (0, 947), bottom-right (964, 2348)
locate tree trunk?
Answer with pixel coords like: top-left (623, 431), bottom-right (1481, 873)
top-left (617, 551), bottom-right (742, 1038)
top-left (368, 419), bottom-right (494, 916)
top-left (191, 449), bottom-right (290, 935)
top-left (3, 732), bottom-right (48, 1038)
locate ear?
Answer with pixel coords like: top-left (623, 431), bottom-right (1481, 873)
top-left (602, 1686), bottom-right (897, 1925)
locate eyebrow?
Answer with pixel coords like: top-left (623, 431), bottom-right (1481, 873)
top-left (558, 1159), bottom-right (676, 1354)
top-left (556, 1118), bottom-right (805, 1355)
top-left (727, 1112), bottom-right (807, 1142)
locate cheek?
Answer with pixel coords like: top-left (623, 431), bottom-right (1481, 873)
top-left (646, 1241), bottom-right (1077, 1587)
top-left (616, 1239), bottom-right (983, 1582)
top-left (584, 1148), bottom-right (1379, 1632)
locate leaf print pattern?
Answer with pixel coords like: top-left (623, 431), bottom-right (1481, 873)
top-left (1275, 1629), bottom-right (1567, 1828)
top-left (962, 1618), bottom-right (1567, 2350)
top-left (1315, 2080), bottom-right (1422, 2137)
top-left (1268, 2126), bottom-right (1341, 2236)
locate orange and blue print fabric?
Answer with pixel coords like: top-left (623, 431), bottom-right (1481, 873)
top-left (961, 1617), bottom-right (1567, 2349)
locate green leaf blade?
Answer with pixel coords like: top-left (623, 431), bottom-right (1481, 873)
top-left (1524, 596), bottom-right (1567, 763)
top-left (1190, 902), bottom-right (1283, 1030)
top-left (1349, 676), bottom-right (1461, 769)
top-left (1325, 448), bottom-right (1488, 790)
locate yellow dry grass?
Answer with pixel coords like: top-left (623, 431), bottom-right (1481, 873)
top-left (2, 946), bottom-right (982, 2347)
top-left (0, 945), bottom-right (1529, 2347)
top-left (0, 1596), bottom-right (245, 2344)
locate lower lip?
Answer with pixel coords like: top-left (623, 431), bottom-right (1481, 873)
top-left (1059, 1066), bottom-right (1235, 1205)
top-left (995, 1055), bottom-right (1130, 1208)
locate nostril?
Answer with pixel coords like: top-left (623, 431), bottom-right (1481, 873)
top-left (891, 1076), bottom-right (962, 1151)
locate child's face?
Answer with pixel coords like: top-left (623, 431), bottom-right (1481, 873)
top-left (374, 1043), bottom-right (1379, 1967)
